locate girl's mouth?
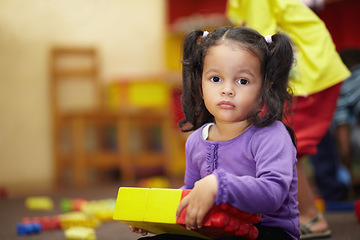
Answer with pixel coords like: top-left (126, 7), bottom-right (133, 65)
top-left (218, 101), bottom-right (235, 109)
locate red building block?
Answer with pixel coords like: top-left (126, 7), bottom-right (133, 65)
top-left (71, 198), bottom-right (87, 211)
top-left (52, 216), bottom-right (61, 229)
top-left (176, 189), bottom-right (261, 240)
top-left (247, 225), bottom-right (259, 240)
top-left (22, 216), bottom-right (61, 231)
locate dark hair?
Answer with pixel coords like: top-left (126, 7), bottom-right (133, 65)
top-left (179, 26), bottom-right (296, 145)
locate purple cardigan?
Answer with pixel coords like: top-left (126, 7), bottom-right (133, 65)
top-left (182, 121), bottom-right (300, 239)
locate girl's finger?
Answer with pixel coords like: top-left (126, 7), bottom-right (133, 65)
top-left (139, 229), bottom-right (148, 236)
top-left (185, 204), bottom-right (198, 230)
top-left (176, 195), bottom-right (189, 218)
top-left (196, 208), bottom-right (207, 228)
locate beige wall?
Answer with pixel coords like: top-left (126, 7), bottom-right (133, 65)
top-left (0, 0), bottom-right (166, 194)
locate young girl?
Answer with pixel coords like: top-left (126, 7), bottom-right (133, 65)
top-left (133, 26), bottom-right (300, 240)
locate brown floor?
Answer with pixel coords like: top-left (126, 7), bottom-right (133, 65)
top-left (0, 184), bottom-right (359, 240)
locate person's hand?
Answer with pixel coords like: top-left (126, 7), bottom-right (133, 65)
top-left (176, 174), bottom-right (218, 230)
top-left (129, 226), bottom-right (148, 236)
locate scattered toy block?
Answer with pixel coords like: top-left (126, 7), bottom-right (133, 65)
top-left (41, 216), bottom-right (56, 230)
top-left (25, 196), bottom-right (54, 211)
top-left (61, 198), bottom-right (73, 212)
top-left (52, 215), bottom-right (61, 229)
top-left (21, 215), bottom-right (61, 231)
top-left (81, 199), bottom-right (116, 221)
top-left (60, 212), bottom-right (101, 229)
top-left (16, 222), bottom-right (42, 235)
top-left (64, 226), bottom-right (96, 240)
top-left (61, 198), bottom-right (88, 212)
top-left (72, 198), bottom-right (87, 211)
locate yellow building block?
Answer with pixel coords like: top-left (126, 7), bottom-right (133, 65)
top-left (59, 212), bottom-right (100, 229)
top-left (113, 187), bottom-right (209, 239)
top-left (81, 199), bottom-right (116, 221)
top-left (64, 226), bottom-right (96, 240)
top-left (144, 188), bottom-right (181, 223)
top-left (25, 196), bottom-right (54, 211)
top-left (113, 187), bottom-right (149, 222)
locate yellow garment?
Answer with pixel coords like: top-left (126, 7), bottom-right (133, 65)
top-left (227, 0), bottom-right (350, 96)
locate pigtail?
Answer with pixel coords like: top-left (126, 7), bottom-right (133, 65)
top-left (263, 33), bottom-right (296, 146)
top-left (179, 30), bottom-right (208, 132)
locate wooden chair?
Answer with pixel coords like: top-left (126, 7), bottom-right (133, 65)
top-left (50, 47), bottom-right (173, 187)
top-left (50, 47), bottom-right (130, 187)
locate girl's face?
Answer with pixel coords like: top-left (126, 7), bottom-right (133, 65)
top-left (202, 41), bottom-right (263, 125)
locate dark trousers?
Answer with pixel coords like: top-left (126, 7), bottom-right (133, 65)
top-left (309, 130), bottom-right (349, 201)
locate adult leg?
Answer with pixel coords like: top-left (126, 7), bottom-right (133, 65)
top-left (310, 130), bottom-right (349, 201)
top-left (334, 124), bottom-right (352, 170)
top-left (297, 161), bottom-right (329, 233)
top-left (288, 83), bottom-right (342, 238)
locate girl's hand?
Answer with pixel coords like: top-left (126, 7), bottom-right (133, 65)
top-left (129, 226), bottom-right (148, 236)
top-left (176, 174), bottom-right (218, 230)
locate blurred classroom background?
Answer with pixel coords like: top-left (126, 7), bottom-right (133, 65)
top-left (0, 0), bottom-right (360, 199)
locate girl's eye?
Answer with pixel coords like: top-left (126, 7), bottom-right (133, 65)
top-left (210, 76), bottom-right (221, 83)
top-left (237, 79), bottom-right (249, 85)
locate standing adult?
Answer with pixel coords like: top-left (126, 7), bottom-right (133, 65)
top-left (227, 0), bottom-right (350, 238)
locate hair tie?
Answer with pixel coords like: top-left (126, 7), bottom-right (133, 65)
top-left (202, 31), bottom-right (209, 38)
top-left (264, 35), bottom-right (272, 44)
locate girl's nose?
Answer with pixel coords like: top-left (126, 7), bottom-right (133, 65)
top-left (221, 85), bottom-right (235, 96)
top-left (221, 91), bottom-right (234, 96)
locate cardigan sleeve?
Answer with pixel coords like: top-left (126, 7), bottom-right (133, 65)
top-left (213, 122), bottom-right (297, 213)
top-left (181, 131), bottom-right (202, 189)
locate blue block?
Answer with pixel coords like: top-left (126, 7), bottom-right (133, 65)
top-left (16, 222), bottom-right (42, 235)
top-left (31, 223), bottom-right (42, 233)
